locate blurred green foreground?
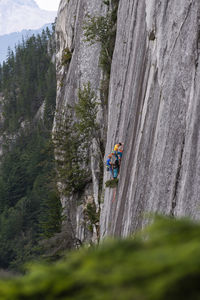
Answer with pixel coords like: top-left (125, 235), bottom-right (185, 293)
top-left (0, 216), bottom-right (200, 299)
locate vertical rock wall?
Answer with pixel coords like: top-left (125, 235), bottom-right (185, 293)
top-left (100, 0), bottom-right (200, 237)
top-left (53, 0), bottom-right (105, 244)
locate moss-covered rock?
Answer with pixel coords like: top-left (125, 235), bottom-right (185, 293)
top-left (105, 178), bottom-right (118, 188)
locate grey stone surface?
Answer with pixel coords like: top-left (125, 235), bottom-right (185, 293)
top-left (100, 0), bottom-right (200, 237)
top-left (53, 0), bottom-right (105, 243)
top-left (55, 0), bottom-right (200, 242)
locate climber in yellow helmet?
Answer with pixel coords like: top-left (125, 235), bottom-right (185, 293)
top-left (106, 143), bottom-right (124, 179)
top-left (114, 142), bottom-right (123, 167)
top-left (114, 143), bottom-right (121, 152)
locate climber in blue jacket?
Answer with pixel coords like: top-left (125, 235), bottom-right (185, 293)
top-left (106, 154), bottom-right (113, 177)
top-left (110, 151), bottom-right (119, 178)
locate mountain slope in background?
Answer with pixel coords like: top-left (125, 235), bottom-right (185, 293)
top-left (0, 0), bottom-right (56, 35)
top-left (0, 24), bottom-right (52, 63)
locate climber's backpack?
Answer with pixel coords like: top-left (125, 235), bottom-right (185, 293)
top-left (106, 159), bottom-right (111, 171)
top-left (111, 154), bottom-right (119, 168)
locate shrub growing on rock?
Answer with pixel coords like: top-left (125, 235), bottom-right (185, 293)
top-left (105, 178), bottom-right (119, 188)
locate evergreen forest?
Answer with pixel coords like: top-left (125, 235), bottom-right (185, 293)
top-left (0, 27), bottom-right (62, 271)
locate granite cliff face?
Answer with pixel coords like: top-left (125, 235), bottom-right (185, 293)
top-left (101, 0), bottom-right (200, 237)
top-left (53, 0), bottom-right (106, 244)
top-left (54, 0), bottom-right (200, 242)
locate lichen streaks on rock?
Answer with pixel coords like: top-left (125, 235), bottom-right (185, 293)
top-left (100, 0), bottom-right (200, 237)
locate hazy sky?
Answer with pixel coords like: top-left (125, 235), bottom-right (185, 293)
top-left (35, 0), bottom-right (60, 11)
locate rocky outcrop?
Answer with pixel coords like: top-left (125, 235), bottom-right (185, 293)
top-left (54, 0), bottom-right (200, 243)
top-left (100, 0), bottom-right (200, 237)
top-left (53, 0), bottom-right (106, 244)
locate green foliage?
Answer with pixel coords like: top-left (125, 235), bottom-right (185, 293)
top-left (0, 29), bottom-right (62, 270)
top-left (75, 82), bottom-right (100, 141)
top-left (83, 2), bottom-right (119, 108)
top-left (76, 82), bottom-right (105, 165)
top-left (103, 0), bottom-right (110, 5)
top-left (54, 82), bottom-right (103, 196)
top-left (0, 217), bottom-right (200, 299)
top-left (39, 188), bottom-right (62, 239)
top-left (0, 126), bottom-right (62, 270)
top-left (105, 178), bottom-right (118, 188)
top-left (149, 30), bottom-right (156, 41)
top-left (83, 14), bottom-right (113, 46)
top-left (83, 13), bottom-right (114, 75)
top-left (84, 202), bottom-right (99, 235)
top-left (52, 83), bottom-right (102, 239)
top-left (0, 28), bottom-right (56, 133)
top-left (43, 63), bottom-right (57, 129)
top-left (75, 83), bottom-right (104, 239)
top-left (83, 1), bottom-right (118, 76)
top-left (53, 114), bottom-right (91, 196)
top-left (61, 47), bottom-right (72, 65)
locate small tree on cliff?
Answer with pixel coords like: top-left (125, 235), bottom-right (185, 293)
top-left (75, 82), bottom-right (102, 154)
